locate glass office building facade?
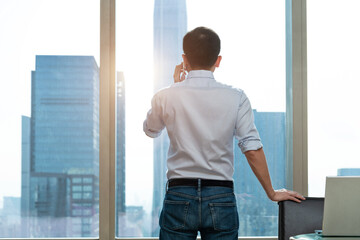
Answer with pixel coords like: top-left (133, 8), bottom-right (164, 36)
top-left (23, 55), bottom-right (100, 237)
top-left (30, 56), bottom-right (99, 175)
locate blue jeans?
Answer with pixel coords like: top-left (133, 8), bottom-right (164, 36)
top-left (159, 181), bottom-right (239, 240)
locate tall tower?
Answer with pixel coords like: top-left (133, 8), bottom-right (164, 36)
top-left (28, 55), bottom-right (99, 237)
top-left (152, 0), bottom-right (187, 235)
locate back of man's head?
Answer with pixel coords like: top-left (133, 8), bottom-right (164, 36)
top-left (183, 27), bottom-right (221, 69)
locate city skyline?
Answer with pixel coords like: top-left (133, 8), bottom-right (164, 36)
top-left (17, 55), bottom-right (289, 235)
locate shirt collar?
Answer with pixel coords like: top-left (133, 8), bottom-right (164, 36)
top-left (187, 70), bottom-right (215, 80)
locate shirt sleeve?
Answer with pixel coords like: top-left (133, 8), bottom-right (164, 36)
top-left (143, 93), bottom-right (165, 138)
top-left (235, 91), bottom-right (263, 153)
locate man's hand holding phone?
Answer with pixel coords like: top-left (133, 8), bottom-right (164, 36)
top-left (173, 62), bottom-right (187, 83)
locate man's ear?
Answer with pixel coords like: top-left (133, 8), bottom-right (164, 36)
top-left (182, 54), bottom-right (190, 70)
top-left (215, 56), bottom-right (222, 68)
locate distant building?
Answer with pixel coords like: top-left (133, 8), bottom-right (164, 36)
top-left (0, 197), bottom-right (21, 238)
top-left (152, 0), bottom-right (187, 235)
top-left (21, 116), bottom-right (31, 237)
top-left (26, 55), bottom-right (100, 237)
top-left (117, 206), bottom-right (146, 237)
top-left (234, 110), bottom-right (285, 236)
top-left (153, 0), bottom-right (187, 93)
top-left (337, 168), bottom-right (360, 176)
top-left (2, 197), bottom-right (21, 217)
top-left (116, 72), bottom-right (126, 234)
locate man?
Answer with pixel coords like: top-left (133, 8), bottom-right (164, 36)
top-left (144, 27), bottom-right (305, 240)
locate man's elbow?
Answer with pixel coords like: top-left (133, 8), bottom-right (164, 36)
top-left (143, 127), bottom-right (161, 138)
top-left (144, 130), bottom-right (160, 138)
top-left (244, 147), bottom-right (264, 160)
top-left (244, 149), bottom-right (257, 158)
top-left (143, 121), bottom-right (161, 138)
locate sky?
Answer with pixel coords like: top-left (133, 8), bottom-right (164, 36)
top-left (307, 0), bottom-right (360, 195)
top-left (0, 0), bottom-right (359, 211)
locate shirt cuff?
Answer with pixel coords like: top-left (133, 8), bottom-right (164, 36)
top-left (238, 140), bottom-right (263, 154)
top-left (143, 120), bottom-right (162, 138)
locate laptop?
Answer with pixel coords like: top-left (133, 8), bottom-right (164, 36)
top-left (321, 176), bottom-right (360, 237)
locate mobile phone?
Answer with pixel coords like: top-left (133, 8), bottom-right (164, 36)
top-left (182, 62), bottom-right (187, 74)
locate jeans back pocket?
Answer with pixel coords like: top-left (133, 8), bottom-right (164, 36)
top-left (209, 202), bottom-right (239, 231)
top-left (161, 200), bottom-right (190, 230)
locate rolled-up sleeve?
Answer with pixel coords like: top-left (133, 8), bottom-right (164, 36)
top-left (235, 92), bottom-right (263, 153)
top-left (143, 94), bottom-right (165, 138)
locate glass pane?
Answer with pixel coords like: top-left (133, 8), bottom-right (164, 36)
top-left (308, 0), bottom-right (360, 196)
top-left (116, 0), bottom-right (286, 237)
top-left (0, 0), bottom-right (99, 237)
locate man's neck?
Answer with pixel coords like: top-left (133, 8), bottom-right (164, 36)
top-left (188, 66), bottom-right (215, 72)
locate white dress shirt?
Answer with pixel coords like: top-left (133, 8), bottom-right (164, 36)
top-left (143, 70), bottom-right (263, 181)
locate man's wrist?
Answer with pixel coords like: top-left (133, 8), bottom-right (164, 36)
top-left (266, 188), bottom-right (276, 200)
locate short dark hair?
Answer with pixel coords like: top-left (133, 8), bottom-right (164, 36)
top-left (183, 27), bottom-right (221, 69)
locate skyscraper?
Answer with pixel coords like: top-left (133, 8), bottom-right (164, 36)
top-left (21, 56), bottom-right (128, 237)
top-left (234, 110), bottom-right (286, 236)
top-left (27, 55), bottom-right (100, 237)
top-left (152, 0), bottom-right (187, 235)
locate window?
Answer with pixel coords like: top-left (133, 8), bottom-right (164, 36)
top-left (308, 0), bottom-right (360, 196)
top-left (73, 186), bottom-right (83, 191)
top-left (0, 0), bottom-right (100, 237)
top-left (116, 0), bottom-right (290, 237)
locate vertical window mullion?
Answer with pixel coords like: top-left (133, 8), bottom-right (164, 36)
top-left (287, 0), bottom-right (308, 196)
top-left (100, 0), bottom-right (116, 239)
